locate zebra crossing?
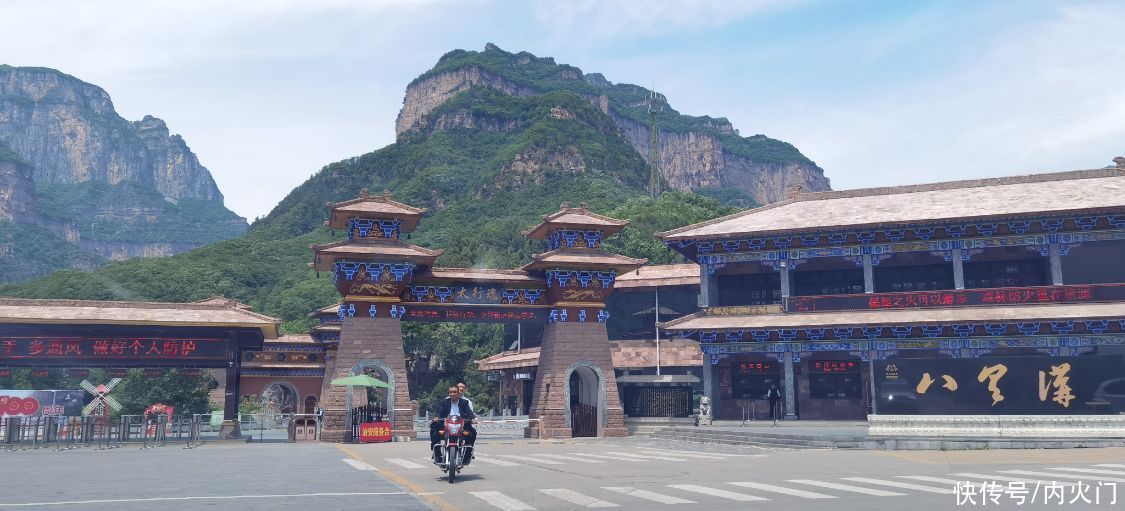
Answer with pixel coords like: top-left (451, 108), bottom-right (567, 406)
top-left (356, 448), bottom-right (764, 471)
top-left (449, 463), bottom-right (1125, 510)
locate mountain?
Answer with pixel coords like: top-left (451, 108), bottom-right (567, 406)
top-left (395, 43), bottom-right (830, 205)
top-left (0, 65), bottom-right (248, 282)
top-left (0, 45), bottom-right (831, 334)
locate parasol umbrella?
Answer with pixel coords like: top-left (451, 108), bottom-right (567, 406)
top-left (330, 374), bottom-right (391, 388)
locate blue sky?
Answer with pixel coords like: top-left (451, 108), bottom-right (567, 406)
top-left (3, 0), bottom-right (1122, 219)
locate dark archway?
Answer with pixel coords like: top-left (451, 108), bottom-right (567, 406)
top-left (568, 365), bottom-right (600, 437)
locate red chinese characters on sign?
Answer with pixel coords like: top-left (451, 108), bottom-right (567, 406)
top-left (0, 337), bottom-right (223, 360)
top-left (786, 284), bottom-right (1118, 313)
top-left (735, 362), bottom-right (776, 374)
top-left (358, 421), bottom-right (393, 443)
top-left (811, 360), bottom-right (860, 373)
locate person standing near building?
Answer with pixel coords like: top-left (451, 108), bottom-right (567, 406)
top-left (765, 384), bottom-right (782, 426)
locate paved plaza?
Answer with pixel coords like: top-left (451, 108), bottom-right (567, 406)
top-left (3, 438), bottom-right (1125, 510)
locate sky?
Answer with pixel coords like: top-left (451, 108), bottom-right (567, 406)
top-left (2, 0), bottom-right (1123, 220)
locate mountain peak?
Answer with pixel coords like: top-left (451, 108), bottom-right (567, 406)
top-left (396, 47), bottom-right (830, 204)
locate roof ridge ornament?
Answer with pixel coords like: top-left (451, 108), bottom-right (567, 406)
top-left (359, 187), bottom-right (369, 198)
top-left (1114, 156), bottom-right (1124, 169)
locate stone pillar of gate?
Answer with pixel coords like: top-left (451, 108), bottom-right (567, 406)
top-left (520, 202), bottom-right (646, 438)
top-left (310, 189), bottom-right (439, 442)
top-left (319, 317), bottom-right (415, 441)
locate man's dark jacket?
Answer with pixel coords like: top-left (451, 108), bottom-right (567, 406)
top-left (435, 397), bottom-right (476, 421)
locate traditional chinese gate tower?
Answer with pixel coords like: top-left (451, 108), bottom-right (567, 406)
top-left (521, 203), bottom-right (645, 438)
top-left (311, 189), bottom-right (440, 441)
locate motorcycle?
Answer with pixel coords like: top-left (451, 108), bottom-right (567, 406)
top-left (434, 414), bottom-right (473, 483)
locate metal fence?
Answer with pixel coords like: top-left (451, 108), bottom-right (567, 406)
top-left (413, 415), bottom-right (538, 438)
top-left (2, 412), bottom-right (322, 451)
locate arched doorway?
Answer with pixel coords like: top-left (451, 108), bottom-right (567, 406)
top-left (260, 382), bottom-right (297, 414)
top-left (304, 395), bottom-right (318, 414)
top-left (568, 365), bottom-right (601, 437)
top-left (345, 359), bottom-right (396, 427)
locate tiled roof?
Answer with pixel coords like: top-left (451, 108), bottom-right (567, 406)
top-left (0, 296), bottom-right (279, 338)
top-left (615, 264), bottom-right (700, 289)
top-left (325, 189), bottom-right (426, 231)
top-left (524, 202), bottom-right (628, 239)
top-left (661, 168), bottom-right (1125, 240)
top-left (520, 249), bottom-right (646, 273)
top-left (309, 240), bottom-right (442, 270)
top-left (660, 302), bottom-right (1125, 331)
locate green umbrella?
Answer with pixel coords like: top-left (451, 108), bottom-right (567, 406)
top-left (330, 374), bottom-right (391, 388)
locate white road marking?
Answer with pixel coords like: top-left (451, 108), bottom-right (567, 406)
top-left (603, 451), bottom-right (688, 462)
top-left (602, 487), bottom-right (696, 504)
top-left (539, 488), bottom-right (619, 508)
top-left (536, 453), bottom-right (607, 463)
top-left (661, 449), bottom-right (764, 458)
top-left (951, 473), bottom-right (1076, 486)
top-left (0, 493), bottom-right (406, 507)
top-left (728, 481), bottom-right (836, 499)
top-left (1048, 467), bottom-right (1125, 477)
top-left (999, 470), bottom-right (1125, 484)
top-left (385, 458), bottom-right (424, 469)
top-left (842, 477), bottom-right (954, 494)
top-left (898, 475), bottom-right (963, 485)
top-left (567, 453), bottom-right (644, 462)
top-left (496, 454), bottom-right (566, 465)
top-left (667, 484), bottom-right (768, 501)
top-left (787, 479), bottom-right (905, 496)
top-left (638, 450), bottom-right (727, 460)
top-left (472, 455), bottom-right (521, 466)
top-left (341, 458), bottom-right (378, 471)
top-left (470, 491), bottom-right (536, 511)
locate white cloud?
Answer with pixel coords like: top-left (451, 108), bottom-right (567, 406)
top-left (534, 0), bottom-right (794, 41)
top-left (743, 2), bottom-right (1125, 191)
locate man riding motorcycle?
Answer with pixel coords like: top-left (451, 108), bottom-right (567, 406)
top-left (430, 385), bottom-right (477, 464)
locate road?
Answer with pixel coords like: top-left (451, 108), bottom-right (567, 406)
top-left (3, 437), bottom-right (1124, 510)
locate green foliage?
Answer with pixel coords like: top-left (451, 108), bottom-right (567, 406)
top-left (405, 323), bottom-right (505, 414)
top-left (0, 221), bottom-right (105, 282)
top-left (601, 192), bottom-right (739, 265)
top-left (693, 187), bottom-right (760, 209)
top-left (34, 181), bottom-right (246, 244)
top-left (410, 44), bottom-right (817, 166)
top-left (0, 140), bottom-right (27, 164)
top-left (0, 368), bottom-right (213, 416)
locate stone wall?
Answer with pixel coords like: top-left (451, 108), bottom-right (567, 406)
top-left (319, 316), bottom-right (415, 442)
top-left (528, 321), bottom-right (626, 438)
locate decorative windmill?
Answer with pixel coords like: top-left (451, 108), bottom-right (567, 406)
top-left (81, 378), bottom-right (123, 417)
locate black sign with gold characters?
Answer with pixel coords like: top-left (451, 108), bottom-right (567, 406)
top-left (875, 355), bottom-right (1125, 415)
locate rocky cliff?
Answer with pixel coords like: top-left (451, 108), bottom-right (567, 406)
top-left (0, 66), bottom-right (248, 282)
top-left (0, 66), bottom-right (223, 200)
top-left (395, 44), bottom-right (830, 205)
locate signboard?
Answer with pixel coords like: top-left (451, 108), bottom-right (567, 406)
top-left (107, 369), bottom-right (128, 378)
top-left (67, 369), bottom-right (89, 378)
top-left (403, 305), bottom-right (546, 324)
top-left (785, 283), bottom-right (1125, 313)
top-left (875, 355), bottom-right (1125, 415)
top-left (358, 421), bottom-right (392, 443)
top-left (514, 372), bottom-right (534, 380)
top-left (0, 390), bottom-right (84, 417)
top-left (0, 369), bottom-right (10, 378)
top-left (143, 369), bottom-right (165, 378)
top-left (404, 284), bottom-right (546, 306)
top-left (733, 362), bottom-right (777, 374)
top-left (0, 337), bottom-right (227, 363)
top-left (705, 305), bottom-right (782, 316)
top-left (810, 360), bottom-right (860, 373)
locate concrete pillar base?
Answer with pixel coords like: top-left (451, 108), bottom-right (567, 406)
top-left (218, 420), bottom-right (241, 440)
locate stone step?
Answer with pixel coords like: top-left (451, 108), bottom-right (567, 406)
top-left (648, 431), bottom-right (834, 449)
